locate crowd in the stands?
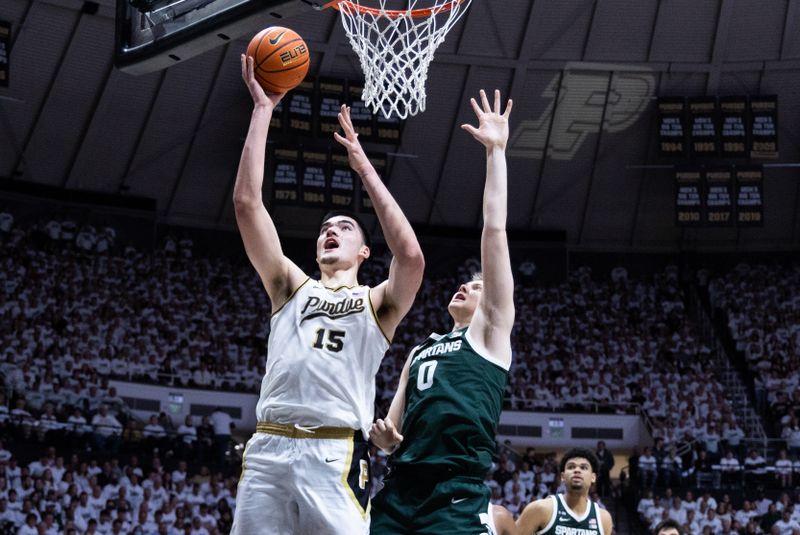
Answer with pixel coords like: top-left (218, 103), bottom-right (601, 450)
top-left (708, 263), bottom-right (800, 444)
top-left (4, 210), bottom-right (796, 534)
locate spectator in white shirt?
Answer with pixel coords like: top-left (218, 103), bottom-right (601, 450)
top-left (644, 497), bottom-right (665, 526)
top-left (699, 508), bottom-right (723, 533)
top-left (773, 510), bottom-right (800, 535)
top-left (17, 512), bottom-right (39, 535)
top-left (775, 450), bottom-right (792, 489)
top-left (67, 408), bottom-right (89, 435)
top-left (171, 461), bottom-right (189, 485)
top-left (175, 415), bottom-right (197, 455)
top-left (0, 498), bottom-right (20, 526)
top-left (209, 408), bottom-right (232, 466)
top-left (196, 503), bottom-right (217, 531)
top-left (719, 450), bottom-right (741, 488)
top-left (782, 418), bottom-right (800, 457)
top-left (91, 405), bottom-right (122, 453)
top-left (142, 415), bottom-right (166, 440)
top-left (721, 419), bottom-right (745, 457)
top-left (639, 446), bottom-right (657, 489)
top-left (734, 500), bottom-right (758, 528)
top-left (743, 449), bottom-right (768, 485)
top-left (666, 497), bottom-right (686, 525)
top-left (684, 509), bottom-right (701, 534)
top-left (649, 509), bottom-right (671, 533)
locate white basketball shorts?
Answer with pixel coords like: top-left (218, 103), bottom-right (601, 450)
top-left (231, 422), bottom-right (370, 535)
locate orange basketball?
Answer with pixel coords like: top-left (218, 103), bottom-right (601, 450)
top-left (246, 27), bottom-right (310, 93)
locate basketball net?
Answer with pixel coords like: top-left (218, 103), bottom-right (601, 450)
top-left (325, 0), bottom-right (472, 119)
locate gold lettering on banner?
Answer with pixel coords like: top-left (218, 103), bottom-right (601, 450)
top-left (737, 172), bottom-right (762, 179)
top-left (677, 212), bottom-right (700, 222)
top-left (750, 101), bottom-right (776, 111)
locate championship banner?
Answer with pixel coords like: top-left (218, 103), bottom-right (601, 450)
top-left (704, 166), bottom-right (733, 226)
top-left (317, 77), bottom-right (346, 137)
top-left (657, 97), bottom-right (687, 158)
top-left (749, 95), bottom-right (778, 159)
top-left (300, 149), bottom-right (328, 208)
top-left (360, 153), bottom-right (386, 213)
top-left (675, 166), bottom-right (702, 226)
top-left (0, 21), bottom-right (9, 88)
top-left (330, 152), bottom-right (355, 209)
top-left (272, 147), bottom-right (300, 205)
top-left (348, 80), bottom-right (375, 141)
top-left (688, 97), bottom-right (718, 157)
top-left (287, 78), bottom-right (315, 136)
top-left (735, 165), bottom-right (764, 226)
top-left (719, 96), bottom-right (747, 157)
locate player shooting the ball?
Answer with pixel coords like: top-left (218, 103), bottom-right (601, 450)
top-left (230, 52), bottom-right (424, 535)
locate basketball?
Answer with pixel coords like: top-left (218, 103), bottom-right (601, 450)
top-left (246, 26), bottom-right (310, 93)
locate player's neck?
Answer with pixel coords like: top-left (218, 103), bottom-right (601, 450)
top-left (563, 491), bottom-right (590, 515)
top-left (449, 310), bottom-right (474, 331)
top-left (320, 267), bottom-right (359, 289)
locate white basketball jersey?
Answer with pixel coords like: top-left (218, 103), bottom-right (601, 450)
top-left (256, 279), bottom-right (390, 436)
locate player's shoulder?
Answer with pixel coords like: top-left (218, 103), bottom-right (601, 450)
top-left (491, 504), bottom-right (516, 535)
top-left (595, 503), bottom-right (613, 534)
top-left (518, 496), bottom-right (555, 533)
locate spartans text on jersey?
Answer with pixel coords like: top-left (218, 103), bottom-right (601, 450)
top-left (412, 340), bottom-right (462, 365)
top-left (554, 527), bottom-right (599, 535)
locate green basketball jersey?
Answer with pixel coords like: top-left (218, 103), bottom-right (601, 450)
top-left (390, 326), bottom-right (508, 477)
top-left (538, 494), bottom-right (606, 535)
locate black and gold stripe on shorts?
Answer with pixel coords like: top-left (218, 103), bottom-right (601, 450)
top-left (256, 422), bottom-right (355, 439)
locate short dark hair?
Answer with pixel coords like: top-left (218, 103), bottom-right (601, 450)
top-left (559, 448), bottom-right (599, 474)
top-left (653, 518), bottom-right (684, 535)
top-left (320, 210), bottom-right (371, 249)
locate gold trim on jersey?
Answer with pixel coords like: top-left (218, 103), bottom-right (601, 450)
top-left (255, 421), bottom-right (355, 439)
top-left (341, 435), bottom-right (370, 520)
top-left (271, 277), bottom-right (311, 318)
top-left (323, 283), bottom-right (362, 291)
top-left (367, 287), bottom-right (391, 344)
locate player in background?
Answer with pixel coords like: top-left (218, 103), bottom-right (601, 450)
top-left (516, 449), bottom-right (614, 535)
top-left (230, 54), bottom-right (424, 535)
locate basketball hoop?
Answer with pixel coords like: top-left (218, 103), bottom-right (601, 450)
top-left (322, 0), bottom-right (472, 119)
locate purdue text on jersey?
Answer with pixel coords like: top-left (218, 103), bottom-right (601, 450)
top-left (300, 295), bottom-right (366, 322)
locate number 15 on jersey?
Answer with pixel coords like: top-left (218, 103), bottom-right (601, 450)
top-left (312, 328), bottom-right (346, 352)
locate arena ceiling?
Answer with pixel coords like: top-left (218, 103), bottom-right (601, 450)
top-left (2, 0), bottom-right (800, 251)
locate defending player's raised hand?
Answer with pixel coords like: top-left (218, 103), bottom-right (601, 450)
top-left (333, 104), bottom-right (373, 177)
top-left (461, 89), bottom-right (512, 150)
top-left (369, 418), bottom-right (404, 454)
top-left (240, 54), bottom-right (285, 112)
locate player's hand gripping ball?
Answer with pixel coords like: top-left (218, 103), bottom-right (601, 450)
top-left (246, 26), bottom-right (310, 93)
